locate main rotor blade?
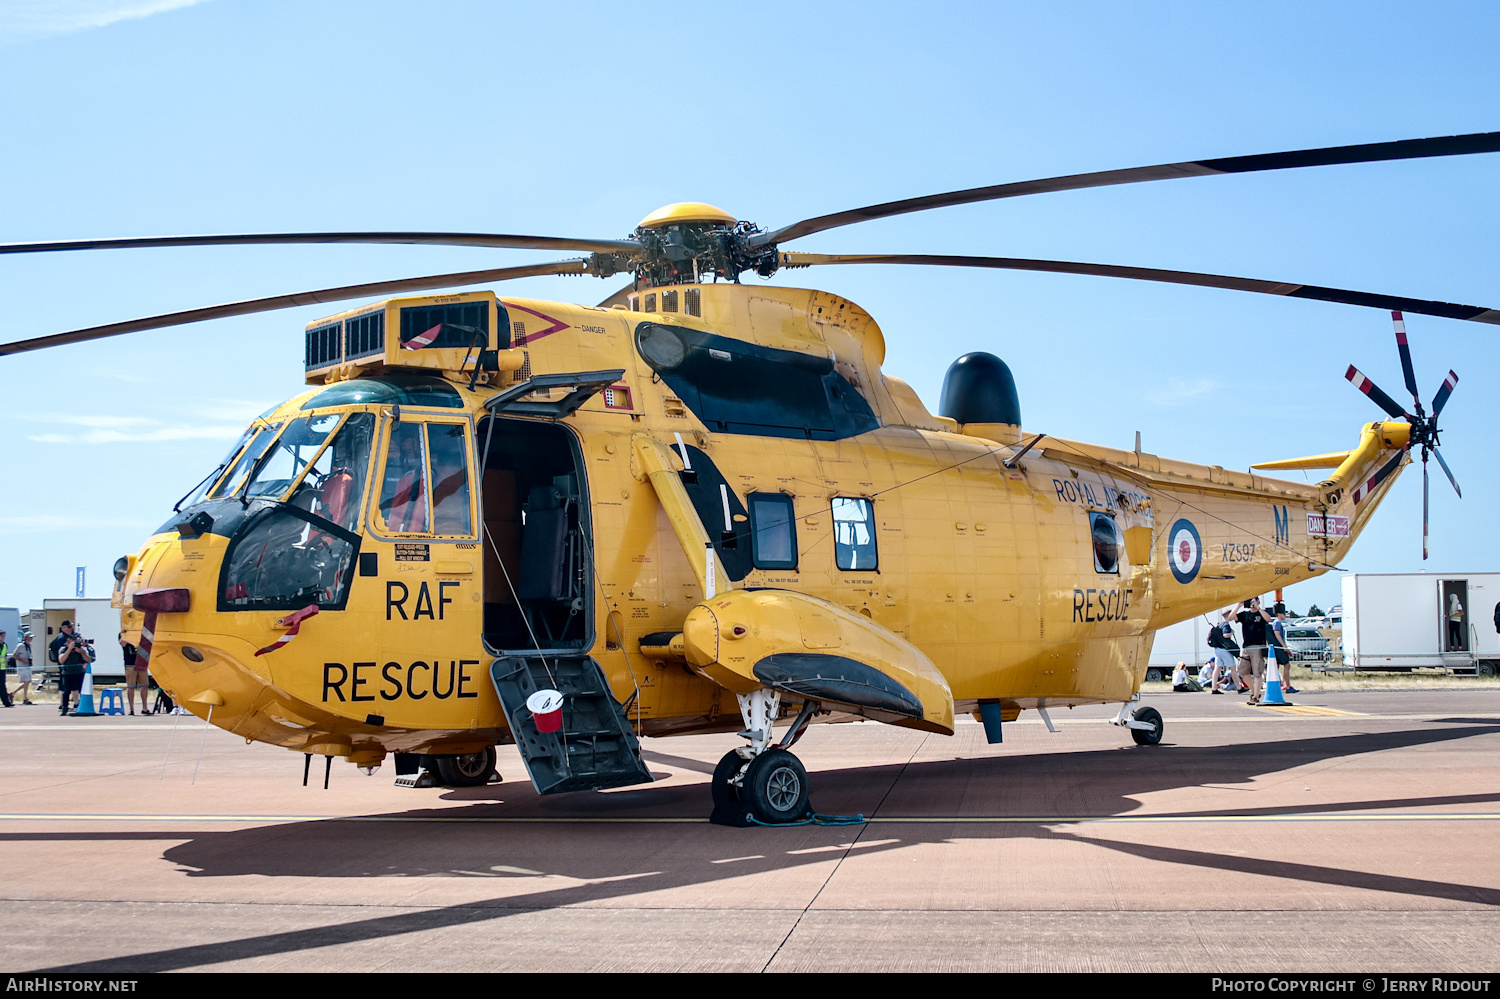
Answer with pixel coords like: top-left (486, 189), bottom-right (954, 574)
top-left (1432, 446), bottom-right (1461, 498)
top-left (1392, 311), bottom-right (1423, 413)
top-left (0, 259), bottom-right (591, 356)
top-left (1432, 369), bottom-right (1459, 418)
top-left (779, 251), bottom-right (1500, 326)
top-left (753, 131), bottom-right (1500, 247)
top-left (1345, 365), bottom-right (1410, 420)
top-left (0, 231), bottom-right (641, 256)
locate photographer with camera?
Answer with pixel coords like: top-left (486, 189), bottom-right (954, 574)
top-left (49, 620), bottom-right (92, 716)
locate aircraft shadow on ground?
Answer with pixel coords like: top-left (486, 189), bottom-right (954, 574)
top-left (25, 718), bottom-right (1500, 973)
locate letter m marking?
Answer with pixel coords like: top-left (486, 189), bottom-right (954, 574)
top-left (1274, 505), bottom-right (1290, 547)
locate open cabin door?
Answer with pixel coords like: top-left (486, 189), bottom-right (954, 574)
top-left (476, 417), bottom-right (594, 655)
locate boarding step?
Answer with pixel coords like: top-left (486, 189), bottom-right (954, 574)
top-left (490, 655), bottom-right (654, 795)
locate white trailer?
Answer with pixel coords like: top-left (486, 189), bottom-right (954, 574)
top-left (33, 598), bottom-right (125, 679)
top-left (1341, 572), bottom-right (1500, 675)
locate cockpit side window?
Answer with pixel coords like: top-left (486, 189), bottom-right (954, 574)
top-left (375, 420), bottom-right (474, 537)
top-left (427, 423), bottom-right (473, 536)
top-left (377, 422), bottom-right (430, 534)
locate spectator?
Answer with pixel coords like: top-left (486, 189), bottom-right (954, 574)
top-left (50, 621), bottom-right (92, 716)
top-left (0, 630), bottom-right (10, 708)
top-left (1271, 608), bottom-right (1298, 694)
top-left (1207, 608), bottom-right (1240, 694)
top-left (119, 632), bottom-right (149, 716)
top-left (1172, 661), bottom-right (1201, 692)
top-left (11, 631), bottom-right (34, 705)
top-left (1237, 597), bottom-right (1275, 704)
top-left (1448, 592), bottom-right (1465, 652)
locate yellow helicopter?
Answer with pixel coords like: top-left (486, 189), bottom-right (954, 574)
top-left (3, 132), bottom-right (1496, 825)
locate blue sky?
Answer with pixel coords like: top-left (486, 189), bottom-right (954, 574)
top-left (1, 0), bottom-right (1496, 616)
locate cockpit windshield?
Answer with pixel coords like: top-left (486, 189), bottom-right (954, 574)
top-left (241, 412), bottom-right (375, 532)
top-left (208, 422), bottom-right (282, 500)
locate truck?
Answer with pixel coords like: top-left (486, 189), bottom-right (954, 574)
top-left (28, 598), bottom-right (126, 680)
top-left (1341, 572), bottom-right (1500, 675)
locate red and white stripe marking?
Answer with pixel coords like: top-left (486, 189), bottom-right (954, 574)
top-left (403, 323), bottom-right (442, 350)
top-left (138, 613), bottom-right (158, 667)
top-left (1345, 364), bottom-right (1377, 396)
top-left (1392, 310), bottom-right (1407, 342)
top-left (254, 605), bottom-right (320, 657)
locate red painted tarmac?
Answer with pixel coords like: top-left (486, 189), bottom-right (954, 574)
top-left (2, 690), bottom-right (1499, 972)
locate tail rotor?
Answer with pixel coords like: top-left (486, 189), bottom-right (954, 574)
top-left (1342, 311), bottom-right (1460, 559)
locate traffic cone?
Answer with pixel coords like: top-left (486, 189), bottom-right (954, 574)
top-left (72, 663), bottom-right (100, 717)
top-left (1260, 649), bottom-right (1292, 706)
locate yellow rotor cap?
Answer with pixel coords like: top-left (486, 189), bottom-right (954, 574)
top-left (638, 202), bottom-right (738, 229)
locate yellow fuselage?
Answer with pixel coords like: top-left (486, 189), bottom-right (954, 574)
top-left (116, 283), bottom-right (1406, 765)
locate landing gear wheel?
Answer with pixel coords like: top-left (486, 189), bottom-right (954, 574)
top-left (1130, 706), bottom-right (1163, 746)
top-left (743, 748), bottom-right (811, 824)
top-left (434, 747), bottom-right (497, 787)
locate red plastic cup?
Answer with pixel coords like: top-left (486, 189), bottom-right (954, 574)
top-left (527, 689), bottom-right (565, 733)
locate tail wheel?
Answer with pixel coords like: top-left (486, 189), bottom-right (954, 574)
top-left (1130, 706), bottom-right (1164, 746)
top-left (434, 747), bottom-right (496, 787)
top-left (743, 748), bottom-right (810, 824)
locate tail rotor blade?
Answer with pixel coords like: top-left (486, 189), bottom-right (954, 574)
top-left (1391, 312), bottom-right (1423, 413)
top-left (1345, 365), bottom-right (1409, 420)
top-left (1423, 457), bottom-right (1430, 561)
top-left (1431, 446), bottom-right (1461, 498)
top-left (1431, 369), bottom-right (1459, 419)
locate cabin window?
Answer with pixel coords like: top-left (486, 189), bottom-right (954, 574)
top-left (832, 497), bottom-right (877, 571)
top-left (1090, 511), bottom-right (1120, 574)
top-left (749, 493), bottom-right (797, 570)
top-left (375, 421), bottom-right (475, 537)
top-left (634, 322), bottom-right (879, 441)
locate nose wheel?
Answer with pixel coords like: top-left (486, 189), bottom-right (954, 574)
top-left (710, 691), bottom-right (817, 826)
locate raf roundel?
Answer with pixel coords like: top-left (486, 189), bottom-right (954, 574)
top-left (1168, 518), bottom-right (1202, 584)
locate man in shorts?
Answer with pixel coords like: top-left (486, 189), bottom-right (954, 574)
top-left (1209, 608), bottom-right (1240, 694)
top-left (119, 631), bottom-right (149, 715)
top-left (11, 631), bottom-right (34, 705)
top-left (1236, 597), bottom-right (1275, 704)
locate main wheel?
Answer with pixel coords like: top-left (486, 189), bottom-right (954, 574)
top-left (1130, 706), bottom-right (1163, 746)
top-left (434, 747), bottom-right (497, 787)
top-left (742, 749), bottom-right (811, 824)
top-left (711, 749), bottom-right (748, 807)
